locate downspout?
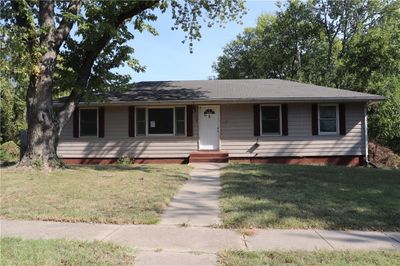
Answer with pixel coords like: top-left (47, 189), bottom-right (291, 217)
top-left (363, 103), bottom-right (369, 166)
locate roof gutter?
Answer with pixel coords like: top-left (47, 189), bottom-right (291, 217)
top-left (363, 104), bottom-right (369, 166)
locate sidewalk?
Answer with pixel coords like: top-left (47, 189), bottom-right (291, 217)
top-left (160, 163), bottom-right (225, 226)
top-left (1, 219), bottom-right (399, 265)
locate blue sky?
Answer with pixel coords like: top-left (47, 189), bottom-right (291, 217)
top-left (121, 1), bottom-right (279, 82)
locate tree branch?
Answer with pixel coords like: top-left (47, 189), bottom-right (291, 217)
top-left (53, 0), bottom-right (83, 52)
top-left (57, 1), bottom-right (159, 130)
top-left (39, 0), bottom-right (55, 45)
top-left (77, 1), bottom-right (159, 88)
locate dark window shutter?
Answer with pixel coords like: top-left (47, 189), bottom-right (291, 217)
top-left (339, 103), bottom-right (346, 135)
top-left (73, 108), bottom-right (79, 138)
top-left (128, 106), bottom-right (135, 137)
top-left (311, 104), bottom-right (318, 135)
top-left (186, 105), bottom-right (194, 137)
top-left (254, 104), bottom-right (260, 136)
top-left (98, 107), bottom-right (105, 138)
top-left (281, 104), bottom-right (288, 136)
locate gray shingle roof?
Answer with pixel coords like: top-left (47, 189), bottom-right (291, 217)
top-left (58, 79), bottom-right (385, 104)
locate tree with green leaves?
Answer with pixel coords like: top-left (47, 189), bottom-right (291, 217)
top-left (214, 0), bottom-right (322, 81)
top-left (342, 8), bottom-right (400, 152)
top-left (213, 0), bottom-right (400, 153)
top-left (0, 0), bottom-right (245, 168)
top-left (0, 22), bottom-right (29, 143)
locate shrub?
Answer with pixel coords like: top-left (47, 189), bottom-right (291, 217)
top-left (117, 156), bottom-right (132, 165)
top-left (0, 141), bottom-right (19, 163)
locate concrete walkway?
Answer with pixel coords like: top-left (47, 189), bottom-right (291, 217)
top-left (1, 219), bottom-right (400, 265)
top-left (160, 163), bottom-right (225, 226)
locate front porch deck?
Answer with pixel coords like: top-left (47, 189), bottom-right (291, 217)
top-left (189, 151), bottom-right (229, 163)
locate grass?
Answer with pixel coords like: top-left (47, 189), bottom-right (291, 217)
top-left (220, 163), bottom-right (400, 230)
top-left (219, 250), bottom-right (400, 266)
top-left (0, 164), bottom-right (190, 224)
top-left (0, 237), bottom-right (134, 265)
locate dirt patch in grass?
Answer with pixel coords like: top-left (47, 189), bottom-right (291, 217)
top-left (1, 237), bottom-right (134, 265)
top-left (0, 164), bottom-right (190, 224)
top-left (220, 163), bottom-right (400, 230)
top-left (219, 250), bottom-right (400, 266)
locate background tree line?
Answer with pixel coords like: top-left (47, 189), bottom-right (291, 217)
top-left (213, 0), bottom-right (400, 153)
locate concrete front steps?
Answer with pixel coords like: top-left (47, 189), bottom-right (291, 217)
top-left (189, 151), bottom-right (229, 163)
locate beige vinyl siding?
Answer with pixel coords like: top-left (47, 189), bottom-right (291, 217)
top-left (288, 104), bottom-right (311, 136)
top-left (58, 103), bottom-right (366, 159)
top-left (220, 103), bottom-right (365, 157)
top-left (58, 106), bottom-right (198, 158)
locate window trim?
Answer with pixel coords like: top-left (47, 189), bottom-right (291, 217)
top-left (79, 107), bottom-right (99, 138)
top-left (260, 104), bottom-right (282, 136)
top-left (135, 106), bottom-right (186, 137)
top-left (318, 104), bottom-right (339, 135)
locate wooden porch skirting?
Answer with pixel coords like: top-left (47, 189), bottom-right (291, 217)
top-left (62, 155), bottom-right (364, 166)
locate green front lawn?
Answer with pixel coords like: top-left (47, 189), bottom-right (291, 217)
top-left (219, 250), bottom-right (400, 266)
top-left (0, 165), bottom-right (190, 224)
top-left (0, 237), bottom-right (134, 265)
top-left (220, 164), bottom-right (400, 230)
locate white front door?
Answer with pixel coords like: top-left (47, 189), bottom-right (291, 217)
top-left (198, 105), bottom-right (220, 150)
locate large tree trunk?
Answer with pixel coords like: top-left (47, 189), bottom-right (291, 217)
top-left (19, 79), bottom-right (77, 169)
top-left (18, 0), bottom-right (61, 169)
top-left (19, 104), bottom-right (60, 169)
top-left (19, 50), bottom-right (61, 169)
top-left (17, 0), bottom-right (79, 169)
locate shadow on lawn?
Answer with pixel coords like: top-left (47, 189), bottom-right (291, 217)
top-left (0, 160), bottom-right (18, 168)
top-left (66, 164), bottom-right (157, 173)
top-left (221, 164), bottom-right (400, 231)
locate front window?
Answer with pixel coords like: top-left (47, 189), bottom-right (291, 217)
top-left (261, 105), bottom-right (281, 135)
top-left (148, 108), bottom-right (174, 135)
top-left (80, 108), bottom-right (98, 136)
top-left (319, 105), bottom-right (338, 134)
top-left (136, 107), bottom-right (186, 136)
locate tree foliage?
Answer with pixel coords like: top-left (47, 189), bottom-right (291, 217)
top-left (0, 24), bottom-right (28, 143)
top-left (213, 0), bottom-right (400, 153)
